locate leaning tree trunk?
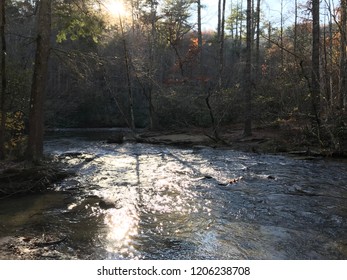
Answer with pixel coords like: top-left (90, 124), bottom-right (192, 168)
top-left (27, 0), bottom-right (52, 161)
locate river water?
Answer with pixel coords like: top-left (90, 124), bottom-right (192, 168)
top-left (1, 133), bottom-right (347, 259)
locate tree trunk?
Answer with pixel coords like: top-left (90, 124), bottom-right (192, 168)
top-left (252, 0), bottom-right (255, 49)
top-left (235, 2), bottom-right (239, 44)
top-left (267, 21), bottom-right (272, 49)
top-left (280, 0), bottom-right (284, 69)
top-left (217, 0), bottom-right (221, 40)
top-left (120, 16), bottom-right (135, 130)
top-left (243, 0), bottom-right (252, 137)
top-left (311, 0), bottom-right (321, 138)
top-left (148, 0), bottom-right (157, 130)
top-left (340, 0), bottom-right (347, 110)
top-left (239, 0), bottom-right (243, 49)
top-left (328, 0), bottom-right (334, 107)
top-left (26, 0), bottom-right (52, 161)
top-left (0, 0), bottom-right (7, 159)
top-left (279, 0), bottom-right (285, 110)
top-left (197, 0), bottom-right (203, 76)
top-left (255, 0), bottom-right (261, 79)
top-left (323, 1), bottom-right (333, 107)
top-left (294, 0), bottom-right (298, 55)
top-left (218, 0), bottom-right (226, 88)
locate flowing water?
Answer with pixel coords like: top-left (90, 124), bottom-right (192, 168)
top-left (1, 132), bottom-right (347, 259)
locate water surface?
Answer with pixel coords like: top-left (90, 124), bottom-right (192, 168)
top-left (1, 135), bottom-right (346, 259)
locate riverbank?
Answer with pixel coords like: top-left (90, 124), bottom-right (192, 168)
top-left (0, 160), bottom-right (72, 199)
top-left (0, 123), bottom-right (345, 198)
top-left (135, 124), bottom-right (346, 158)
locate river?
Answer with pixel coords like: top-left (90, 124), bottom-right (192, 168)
top-left (1, 132), bottom-right (347, 259)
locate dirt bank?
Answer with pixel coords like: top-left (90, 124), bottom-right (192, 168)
top-left (0, 160), bottom-right (73, 199)
top-left (135, 125), bottom-right (346, 158)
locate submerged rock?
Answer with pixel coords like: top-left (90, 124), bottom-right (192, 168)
top-left (106, 132), bottom-right (124, 144)
top-left (59, 152), bottom-right (83, 158)
top-left (99, 200), bottom-right (117, 210)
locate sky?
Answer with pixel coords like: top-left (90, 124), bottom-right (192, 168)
top-left (200, 0), bottom-right (293, 31)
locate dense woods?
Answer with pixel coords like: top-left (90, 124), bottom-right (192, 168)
top-left (0, 0), bottom-right (347, 160)
top-left (1, 1), bottom-right (347, 263)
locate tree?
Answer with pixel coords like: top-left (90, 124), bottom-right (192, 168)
top-left (280, 0), bottom-right (284, 69)
top-left (147, 0), bottom-right (160, 129)
top-left (243, 0), bottom-right (252, 136)
top-left (217, 0), bottom-right (221, 40)
top-left (119, 15), bottom-right (136, 130)
top-left (311, 0), bottom-right (321, 135)
top-left (132, 0), bottom-right (162, 129)
top-left (0, 0), bottom-right (7, 159)
top-left (227, 1), bottom-right (245, 47)
top-left (159, 0), bottom-right (193, 76)
top-left (340, 0), bottom-right (347, 110)
top-left (26, 0), bottom-right (52, 161)
top-left (294, 0), bottom-right (298, 54)
top-left (255, 0), bottom-right (261, 78)
top-left (218, 0), bottom-right (226, 88)
top-left (145, 0), bottom-right (160, 129)
top-left (54, 0), bottom-right (104, 44)
top-left (323, 0), bottom-right (334, 107)
top-left (197, 0), bottom-right (203, 74)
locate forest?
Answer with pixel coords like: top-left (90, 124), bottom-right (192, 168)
top-left (0, 0), bottom-right (347, 160)
top-left (1, 0), bottom-right (347, 261)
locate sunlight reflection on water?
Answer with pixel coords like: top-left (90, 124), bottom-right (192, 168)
top-left (26, 137), bottom-right (347, 259)
top-left (104, 207), bottom-right (139, 257)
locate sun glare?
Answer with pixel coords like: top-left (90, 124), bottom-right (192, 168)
top-left (105, 0), bottom-right (127, 17)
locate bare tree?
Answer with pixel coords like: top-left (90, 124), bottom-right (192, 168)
top-left (148, 0), bottom-right (158, 129)
top-left (218, 0), bottom-right (226, 88)
top-left (323, 0), bottom-right (334, 107)
top-left (119, 15), bottom-right (135, 130)
top-left (197, 0), bottom-right (203, 75)
top-left (217, 0), bottom-right (221, 39)
top-left (280, 0), bottom-right (284, 69)
top-left (294, 0), bottom-right (298, 54)
top-left (244, 0), bottom-right (252, 136)
top-left (255, 0), bottom-right (261, 79)
top-left (311, 0), bottom-right (321, 138)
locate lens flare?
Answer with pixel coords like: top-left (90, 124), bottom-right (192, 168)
top-left (105, 0), bottom-right (127, 17)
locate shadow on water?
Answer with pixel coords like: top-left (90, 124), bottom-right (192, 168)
top-left (1, 130), bottom-right (347, 259)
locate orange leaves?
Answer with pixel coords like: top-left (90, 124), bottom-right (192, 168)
top-left (189, 36), bottom-right (206, 49)
top-left (190, 37), bottom-right (199, 47)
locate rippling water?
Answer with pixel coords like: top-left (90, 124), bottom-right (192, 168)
top-left (1, 135), bottom-right (347, 259)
